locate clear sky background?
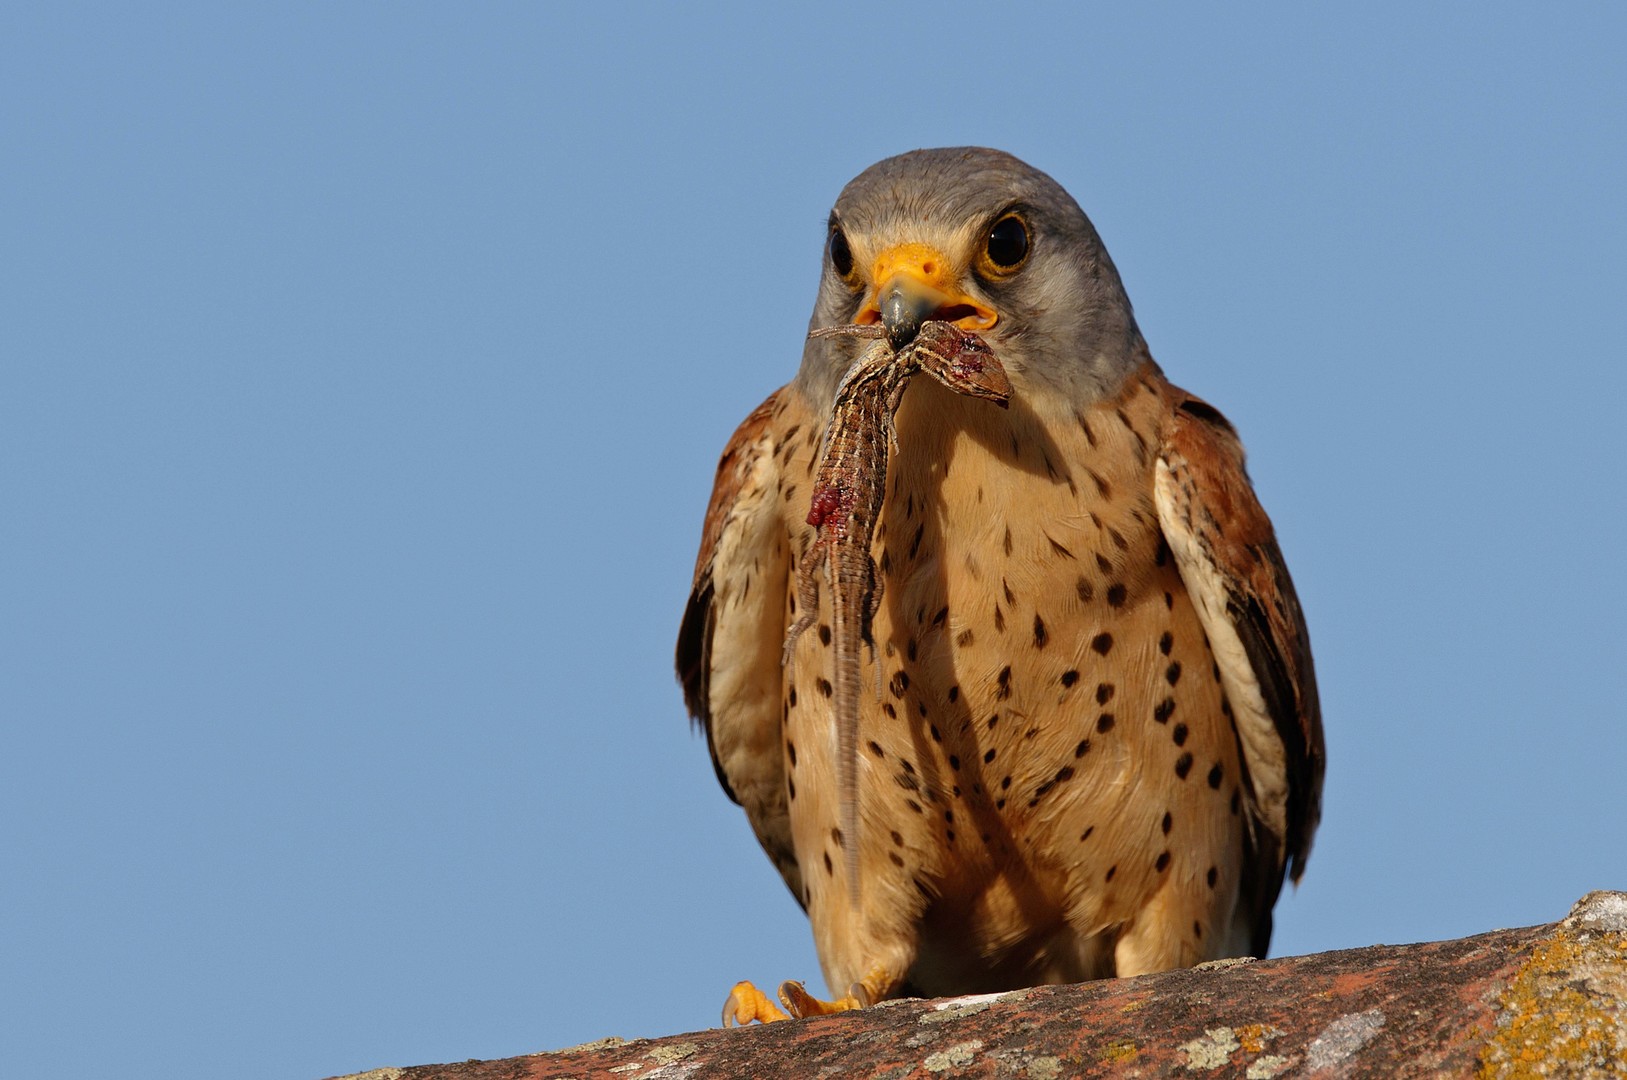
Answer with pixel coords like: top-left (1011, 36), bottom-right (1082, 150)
top-left (4, 4), bottom-right (1624, 1078)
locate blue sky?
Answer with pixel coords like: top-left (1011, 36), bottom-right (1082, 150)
top-left (4, 4), bottom-right (1624, 1078)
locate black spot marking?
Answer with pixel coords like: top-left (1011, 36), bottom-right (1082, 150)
top-left (1000, 775), bottom-right (1011, 790)
top-left (987, 714), bottom-right (999, 730)
top-left (817, 678), bottom-right (833, 697)
top-left (1155, 538), bottom-right (1171, 566)
top-left (932, 606), bottom-right (948, 627)
top-left (900, 758), bottom-right (915, 775)
top-left (929, 723), bottom-right (941, 742)
top-left (787, 777), bottom-right (796, 799)
top-left (890, 851), bottom-right (905, 867)
top-left (1074, 739), bottom-right (1090, 757)
top-left (948, 685), bottom-right (960, 703)
top-left (1155, 850), bottom-right (1171, 873)
top-left (1106, 583), bottom-right (1127, 608)
top-left (1207, 865), bottom-right (1219, 888)
top-left (1154, 698), bottom-right (1176, 724)
top-left (1029, 766), bottom-right (1076, 805)
top-left (1107, 527), bottom-right (1128, 551)
top-left (984, 748), bottom-right (997, 764)
top-left (890, 671), bottom-right (909, 697)
top-left (1194, 921), bottom-right (1204, 940)
top-left (1081, 826), bottom-right (1095, 842)
top-left (1003, 526), bottom-right (1013, 555)
top-left (1075, 577), bottom-right (1094, 603)
top-left (1091, 632), bottom-right (1114, 655)
top-left (1173, 723), bottom-right (1189, 746)
top-left (823, 852), bottom-right (833, 875)
top-left (1096, 713), bottom-right (1115, 733)
top-left (907, 799), bottom-right (923, 814)
top-left (996, 665), bottom-right (1012, 700)
top-left (868, 740), bottom-right (885, 757)
top-left (1166, 662), bottom-right (1182, 686)
top-left (788, 686), bottom-right (798, 707)
top-left (883, 703), bottom-right (897, 719)
top-left (1161, 811), bottom-right (1173, 835)
top-left (994, 605), bottom-right (1005, 632)
top-left (1207, 763), bottom-right (1224, 789)
top-left (1095, 552), bottom-right (1114, 574)
top-left (830, 827), bottom-right (844, 847)
top-left (786, 741), bottom-right (797, 767)
top-left (948, 754), bottom-right (960, 770)
top-left (907, 638), bottom-right (918, 663)
top-left (1159, 631), bottom-right (1173, 656)
top-left (1105, 865), bottom-right (1117, 882)
top-left (1033, 614), bottom-right (1048, 649)
top-left (1164, 591), bottom-right (1175, 610)
top-left (1061, 669), bottom-right (1079, 688)
top-left (1175, 752), bottom-right (1194, 779)
top-left (895, 772), bottom-right (920, 791)
top-left (957, 628), bottom-right (975, 647)
top-left (1047, 535), bottom-right (1075, 560)
top-left (818, 624), bottom-right (832, 645)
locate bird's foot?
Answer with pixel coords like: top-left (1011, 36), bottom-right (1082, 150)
top-left (722, 981), bottom-right (791, 1025)
top-left (721, 970), bottom-right (883, 1025)
top-left (779, 979), bottom-right (871, 1017)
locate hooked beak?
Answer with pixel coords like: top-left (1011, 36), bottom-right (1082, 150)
top-left (855, 242), bottom-right (997, 349)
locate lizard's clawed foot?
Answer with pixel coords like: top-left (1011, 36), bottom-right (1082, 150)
top-left (721, 977), bottom-right (876, 1025)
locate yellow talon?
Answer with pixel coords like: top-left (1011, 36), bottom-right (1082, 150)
top-left (722, 980), bottom-right (790, 1026)
top-left (721, 964), bottom-right (893, 1025)
top-left (778, 980), bottom-right (866, 1017)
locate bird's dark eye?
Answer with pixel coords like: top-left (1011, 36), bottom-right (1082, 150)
top-left (985, 215), bottom-right (1029, 270)
top-left (828, 228), bottom-right (855, 279)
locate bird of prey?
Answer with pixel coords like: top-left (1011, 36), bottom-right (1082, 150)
top-left (676, 148), bottom-right (1324, 1024)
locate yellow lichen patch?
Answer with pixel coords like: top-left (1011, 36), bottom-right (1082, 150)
top-left (1234, 1023), bottom-right (1284, 1054)
top-left (1096, 1037), bottom-right (1139, 1064)
top-left (1478, 924), bottom-right (1627, 1079)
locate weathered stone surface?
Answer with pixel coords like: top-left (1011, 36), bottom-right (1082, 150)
top-left (326, 891), bottom-right (1627, 1080)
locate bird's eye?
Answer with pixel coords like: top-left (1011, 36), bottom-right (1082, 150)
top-left (984, 214), bottom-right (1029, 271)
top-left (828, 227), bottom-right (855, 280)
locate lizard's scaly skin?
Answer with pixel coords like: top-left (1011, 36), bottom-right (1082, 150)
top-left (786, 322), bottom-right (1011, 900)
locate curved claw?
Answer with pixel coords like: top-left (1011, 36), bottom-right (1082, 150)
top-left (779, 979), bottom-right (865, 1018)
top-left (722, 980), bottom-right (791, 1026)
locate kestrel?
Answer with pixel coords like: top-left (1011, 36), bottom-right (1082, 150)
top-left (677, 148), bottom-right (1324, 1023)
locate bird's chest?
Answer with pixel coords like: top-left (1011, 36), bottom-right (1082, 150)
top-left (781, 379), bottom-right (1194, 854)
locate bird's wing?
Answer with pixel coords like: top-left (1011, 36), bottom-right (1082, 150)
top-left (1152, 386), bottom-right (1325, 950)
top-left (677, 387), bottom-right (805, 905)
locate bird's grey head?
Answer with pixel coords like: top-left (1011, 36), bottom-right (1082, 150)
top-left (796, 148), bottom-right (1143, 409)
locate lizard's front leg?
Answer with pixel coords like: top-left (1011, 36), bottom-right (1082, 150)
top-left (782, 538), bottom-right (827, 667)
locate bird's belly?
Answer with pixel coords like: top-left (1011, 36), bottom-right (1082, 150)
top-left (780, 387), bottom-right (1249, 985)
